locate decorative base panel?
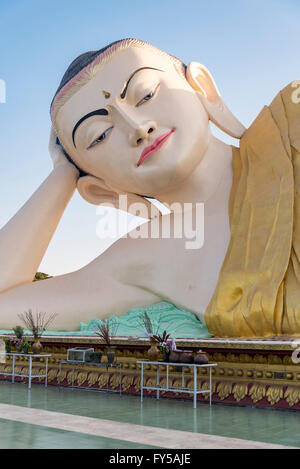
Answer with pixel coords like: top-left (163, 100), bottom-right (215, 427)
top-left (1, 335), bottom-right (300, 409)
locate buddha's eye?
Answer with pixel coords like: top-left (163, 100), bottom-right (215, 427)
top-left (88, 126), bottom-right (113, 149)
top-left (136, 83), bottom-right (160, 107)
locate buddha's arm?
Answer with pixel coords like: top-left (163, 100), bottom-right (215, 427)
top-left (0, 163), bottom-right (78, 293)
top-left (0, 238), bottom-right (162, 330)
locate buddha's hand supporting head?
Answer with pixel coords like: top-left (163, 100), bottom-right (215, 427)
top-left (50, 38), bottom-right (245, 208)
top-left (49, 126), bottom-right (79, 178)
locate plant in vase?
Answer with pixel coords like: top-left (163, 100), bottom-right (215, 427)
top-left (138, 311), bottom-right (163, 361)
top-left (159, 341), bottom-right (172, 362)
top-left (3, 336), bottom-right (13, 353)
top-left (13, 326), bottom-right (24, 340)
top-left (152, 331), bottom-right (172, 362)
top-left (15, 338), bottom-right (24, 353)
top-left (18, 310), bottom-right (57, 354)
top-left (12, 326), bottom-right (24, 352)
top-left (95, 319), bottom-right (119, 364)
top-left (22, 338), bottom-right (30, 355)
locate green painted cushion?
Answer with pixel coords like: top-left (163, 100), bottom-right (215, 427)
top-left (0, 302), bottom-right (211, 339)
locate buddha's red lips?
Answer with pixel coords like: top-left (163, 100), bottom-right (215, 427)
top-left (137, 129), bottom-right (175, 167)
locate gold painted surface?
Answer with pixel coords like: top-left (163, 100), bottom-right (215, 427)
top-left (98, 374), bottom-right (107, 388)
top-left (206, 84), bottom-right (300, 337)
top-left (233, 383), bottom-right (248, 402)
top-left (249, 384), bottom-right (266, 403)
top-left (122, 375), bottom-right (134, 391)
top-left (87, 372), bottom-right (98, 387)
top-left (284, 387), bottom-right (300, 407)
top-left (201, 380), bottom-right (216, 399)
top-left (66, 370), bottom-right (75, 385)
top-left (110, 374), bottom-right (120, 390)
top-left (266, 386), bottom-right (284, 406)
top-left (57, 370), bottom-right (66, 384)
top-left (217, 382), bottom-right (232, 400)
top-left (76, 372), bottom-right (88, 386)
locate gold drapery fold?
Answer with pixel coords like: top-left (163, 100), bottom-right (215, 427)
top-left (205, 83), bottom-right (300, 337)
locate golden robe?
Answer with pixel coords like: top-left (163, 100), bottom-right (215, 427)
top-left (205, 82), bottom-right (300, 338)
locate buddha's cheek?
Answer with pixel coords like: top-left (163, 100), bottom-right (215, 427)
top-left (164, 116), bottom-right (210, 183)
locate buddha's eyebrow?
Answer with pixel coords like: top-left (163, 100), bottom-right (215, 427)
top-left (120, 67), bottom-right (164, 99)
top-left (72, 108), bottom-right (108, 147)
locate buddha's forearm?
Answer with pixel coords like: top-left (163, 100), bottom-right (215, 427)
top-left (0, 268), bottom-right (161, 330)
top-left (0, 163), bottom-right (78, 292)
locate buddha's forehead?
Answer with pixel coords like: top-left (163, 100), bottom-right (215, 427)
top-left (56, 46), bottom-right (176, 137)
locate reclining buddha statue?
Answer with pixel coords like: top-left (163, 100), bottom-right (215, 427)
top-left (0, 38), bottom-right (300, 338)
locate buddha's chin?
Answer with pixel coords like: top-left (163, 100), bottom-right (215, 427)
top-left (131, 166), bottom-right (193, 198)
top-left (137, 144), bottom-right (202, 191)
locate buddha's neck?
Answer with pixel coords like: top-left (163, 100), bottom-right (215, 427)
top-left (156, 135), bottom-right (234, 208)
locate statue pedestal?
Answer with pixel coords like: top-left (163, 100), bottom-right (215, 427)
top-left (1, 335), bottom-right (300, 410)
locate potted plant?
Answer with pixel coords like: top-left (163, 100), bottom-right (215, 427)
top-left (3, 336), bottom-right (13, 353)
top-left (18, 310), bottom-right (57, 354)
top-left (152, 331), bottom-right (172, 362)
top-left (12, 326), bottom-right (24, 352)
top-left (95, 319), bottom-right (119, 364)
top-left (138, 311), bottom-right (163, 361)
top-left (22, 338), bottom-right (30, 355)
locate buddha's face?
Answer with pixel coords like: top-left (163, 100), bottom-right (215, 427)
top-left (55, 46), bottom-right (210, 197)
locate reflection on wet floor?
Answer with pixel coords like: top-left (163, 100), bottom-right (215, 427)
top-left (0, 381), bottom-right (298, 448)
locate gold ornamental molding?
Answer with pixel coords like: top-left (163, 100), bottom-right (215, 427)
top-left (1, 337), bottom-right (300, 409)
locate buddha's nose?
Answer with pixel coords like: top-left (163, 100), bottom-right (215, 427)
top-left (109, 101), bottom-right (157, 146)
top-left (131, 122), bottom-right (157, 147)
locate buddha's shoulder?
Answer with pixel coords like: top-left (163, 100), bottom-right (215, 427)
top-left (267, 80), bottom-right (300, 126)
top-left (272, 80), bottom-right (300, 106)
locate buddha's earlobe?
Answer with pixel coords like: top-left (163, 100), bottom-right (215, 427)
top-left (186, 62), bottom-right (246, 139)
top-left (77, 175), bottom-right (156, 217)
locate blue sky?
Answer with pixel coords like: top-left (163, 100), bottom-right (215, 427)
top-left (0, 0), bottom-right (299, 275)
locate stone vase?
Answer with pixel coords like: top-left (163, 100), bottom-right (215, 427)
top-left (148, 340), bottom-right (160, 361)
top-left (179, 350), bottom-right (194, 364)
top-left (169, 350), bottom-right (180, 363)
top-left (32, 338), bottom-right (43, 354)
top-left (106, 346), bottom-right (116, 364)
top-left (194, 351), bottom-right (209, 364)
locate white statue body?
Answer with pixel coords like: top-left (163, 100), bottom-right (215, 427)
top-left (0, 40), bottom-right (245, 330)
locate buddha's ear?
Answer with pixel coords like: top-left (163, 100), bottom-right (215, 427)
top-left (77, 175), bottom-right (156, 217)
top-left (77, 175), bottom-right (119, 206)
top-left (186, 62), bottom-right (246, 139)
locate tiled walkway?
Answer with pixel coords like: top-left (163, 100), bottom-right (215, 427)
top-left (0, 417), bottom-right (156, 449)
top-left (0, 382), bottom-right (298, 449)
top-left (0, 403), bottom-right (292, 449)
